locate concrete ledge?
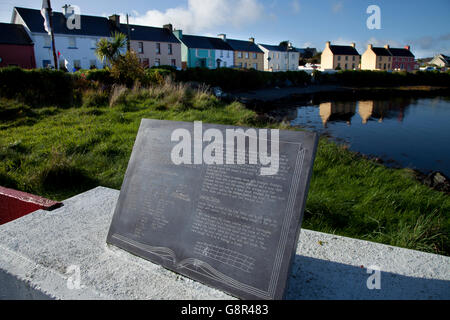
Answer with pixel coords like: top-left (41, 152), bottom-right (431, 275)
top-left (0, 186), bottom-right (449, 300)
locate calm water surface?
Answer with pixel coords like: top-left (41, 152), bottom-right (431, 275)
top-left (288, 96), bottom-right (450, 176)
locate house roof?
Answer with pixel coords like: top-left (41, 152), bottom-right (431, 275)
top-left (226, 39), bottom-right (263, 53)
top-left (439, 54), bottom-right (450, 63)
top-left (329, 45), bottom-right (360, 55)
top-left (14, 7), bottom-right (114, 37)
top-left (179, 34), bottom-right (233, 50)
top-left (259, 43), bottom-right (299, 53)
top-left (371, 47), bottom-right (392, 56)
top-left (119, 24), bottom-right (180, 43)
top-left (388, 48), bottom-right (414, 58)
top-left (0, 22), bottom-right (33, 45)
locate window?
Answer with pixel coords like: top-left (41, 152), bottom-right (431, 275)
top-left (353, 56), bottom-right (356, 61)
top-left (43, 36), bottom-right (51, 48)
top-left (142, 58), bottom-right (149, 68)
top-left (384, 63), bottom-right (386, 70)
top-left (388, 64), bottom-right (391, 69)
top-left (138, 42), bottom-right (144, 54)
top-left (338, 56), bottom-right (341, 61)
top-left (238, 52), bottom-right (242, 58)
top-left (253, 53), bottom-right (257, 59)
top-left (345, 63), bottom-right (348, 69)
top-left (156, 43), bottom-right (161, 54)
top-left (91, 40), bottom-right (97, 49)
top-left (68, 37), bottom-right (76, 48)
top-left (227, 51), bottom-right (230, 58)
top-left (244, 62), bottom-right (247, 68)
top-left (238, 62), bottom-right (242, 68)
top-left (345, 56), bottom-right (348, 61)
top-left (379, 64), bottom-right (382, 69)
top-left (389, 57), bottom-right (391, 61)
top-left (73, 60), bottom-right (81, 70)
top-left (245, 52), bottom-right (249, 59)
top-left (43, 60), bottom-right (51, 68)
top-left (155, 58), bottom-right (160, 66)
top-left (168, 44), bottom-right (173, 55)
top-left (89, 60), bottom-right (97, 69)
top-left (171, 59), bottom-right (176, 67)
top-left (253, 63), bottom-right (257, 69)
top-left (337, 63), bottom-right (341, 68)
top-left (196, 49), bottom-right (200, 57)
top-left (220, 50), bottom-right (223, 58)
top-left (223, 61), bottom-right (227, 67)
top-left (352, 64), bottom-right (355, 69)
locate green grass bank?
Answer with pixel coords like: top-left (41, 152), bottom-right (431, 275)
top-left (1, 83), bottom-right (449, 256)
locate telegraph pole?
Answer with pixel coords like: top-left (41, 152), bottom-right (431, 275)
top-left (47, 0), bottom-right (58, 69)
top-left (126, 14), bottom-right (131, 51)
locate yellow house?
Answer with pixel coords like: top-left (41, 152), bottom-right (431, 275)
top-left (321, 41), bottom-right (360, 71)
top-left (361, 44), bottom-right (393, 71)
top-left (226, 37), bottom-right (264, 71)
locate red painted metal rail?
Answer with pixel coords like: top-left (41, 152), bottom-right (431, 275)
top-left (0, 186), bottom-right (62, 225)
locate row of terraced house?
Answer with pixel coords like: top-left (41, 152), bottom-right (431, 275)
top-left (0, 6), bottom-right (425, 73)
top-left (1, 6), bottom-right (303, 72)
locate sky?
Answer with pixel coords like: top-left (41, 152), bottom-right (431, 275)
top-left (1, 0), bottom-right (449, 58)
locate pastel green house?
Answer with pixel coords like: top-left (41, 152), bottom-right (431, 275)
top-left (173, 30), bottom-right (234, 69)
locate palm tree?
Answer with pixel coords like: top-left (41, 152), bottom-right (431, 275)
top-left (95, 32), bottom-right (127, 66)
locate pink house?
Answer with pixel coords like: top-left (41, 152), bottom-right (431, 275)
top-left (388, 45), bottom-right (415, 72)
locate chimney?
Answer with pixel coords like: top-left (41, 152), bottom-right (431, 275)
top-left (404, 45), bottom-right (411, 51)
top-left (368, 44), bottom-right (373, 50)
top-left (249, 37), bottom-right (255, 43)
top-left (163, 24), bottom-right (173, 32)
top-left (109, 14), bottom-right (121, 29)
top-left (384, 44), bottom-right (390, 49)
top-left (218, 34), bottom-right (227, 42)
top-left (173, 29), bottom-right (183, 40)
top-left (326, 41), bottom-right (331, 48)
top-left (62, 4), bottom-right (73, 18)
top-left (351, 42), bottom-right (356, 48)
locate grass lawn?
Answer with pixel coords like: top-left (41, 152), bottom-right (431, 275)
top-left (1, 85), bottom-right (449, 256)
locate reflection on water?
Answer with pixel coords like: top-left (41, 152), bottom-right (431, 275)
top-left (289, 97), bottom-right (450, 176)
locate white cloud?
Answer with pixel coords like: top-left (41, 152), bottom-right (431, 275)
top-left (291, 0), bottom-right (301, 14)
top-left (332, 1), bottom-right (343, 13)
top-left (122, 0), bottom-right (265, 34)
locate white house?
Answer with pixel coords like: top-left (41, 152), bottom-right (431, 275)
top-left (258, 43), bottom-right (299, 72)
top-left (12, 6), bottom-right (119, 70)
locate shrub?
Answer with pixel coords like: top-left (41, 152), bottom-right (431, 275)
top-left (111, 51), bottom-right (145, 88)
top-left (0, 67), bottom-right (74, 107)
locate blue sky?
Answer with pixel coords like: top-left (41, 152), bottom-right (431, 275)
top-left (1, 0), bottom-right (449, 58)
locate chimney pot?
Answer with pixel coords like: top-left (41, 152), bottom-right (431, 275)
top-left (109, 14), bottom-right (121, 28)
top-left (326, 41), bottom-right (331, 48)
top-left (249, 37), bottom-right (255, 43)
top-left (351, 42), bottom-right (356, 48)
top-left (218, 34), bottom-right (227, 41)
top-left (368, 44), bottom-right (373, 49)
top-left (62, 4), bottom-right (73, 18)
top-left (405, 45), bottom-right (411, 51)
top-left (163, 24), bottom-right (173, 32)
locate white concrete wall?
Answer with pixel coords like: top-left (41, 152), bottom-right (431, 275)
top-left (32, 33), bottom-right (110, 70)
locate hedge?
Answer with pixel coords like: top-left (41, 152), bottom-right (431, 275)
top-left (315, 70), bottom-right (450, 87)
top-left (0, 67), bottom-right (74, 107)
top-left (174, 68), bottom-right (311, 90)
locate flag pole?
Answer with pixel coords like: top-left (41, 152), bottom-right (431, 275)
top-left (47, 0), bottom-right (58, 69)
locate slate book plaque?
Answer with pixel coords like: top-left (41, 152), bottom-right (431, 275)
top-left (107, 119), bottom-right (318, 300)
